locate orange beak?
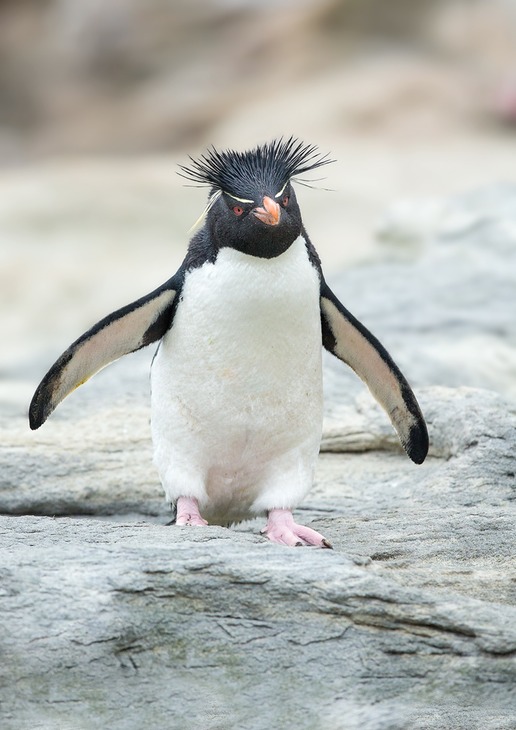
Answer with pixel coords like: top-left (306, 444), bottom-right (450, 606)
top-left (252, 196), bottom-right (280, 226)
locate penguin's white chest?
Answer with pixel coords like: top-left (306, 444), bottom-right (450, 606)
top-left (151, 236), bottom-right (323, 522)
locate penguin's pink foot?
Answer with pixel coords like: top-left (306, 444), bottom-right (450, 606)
top-left (175, 496), bottom-right (208, 526)
top-left (262, 508), bottom-right (333, 548)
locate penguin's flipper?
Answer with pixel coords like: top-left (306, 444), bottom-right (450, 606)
top-left (29, 277), bottom-right (179, 430)
top-left (320, 281), bottom-right (428, 464)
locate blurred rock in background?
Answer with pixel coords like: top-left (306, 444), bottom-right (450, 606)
top-left (1, 0), bottom-right (516, 162)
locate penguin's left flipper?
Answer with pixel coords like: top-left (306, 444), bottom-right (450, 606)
top-left (320, 281), bottom-right (428, 464)
top-left (29, 276), bottom-right (179, 430)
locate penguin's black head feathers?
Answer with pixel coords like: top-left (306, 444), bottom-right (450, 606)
top-left (179, 137), bottom-right (333, 202)
top-left (180, 138), bottom-right (333, 259)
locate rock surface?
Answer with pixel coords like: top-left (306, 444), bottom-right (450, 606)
top-left (1, 496), bottom-right (515, 730)
top-left (2, 187), bottom-right (516, 728)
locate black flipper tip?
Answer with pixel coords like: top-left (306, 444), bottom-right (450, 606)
top-left (28, 389), bottom-right (49, 431)
top-left (406, 423), bottom-right (429, 465)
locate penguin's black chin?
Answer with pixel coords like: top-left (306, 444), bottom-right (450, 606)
top-left (232, 223), bottom-right (298, 259)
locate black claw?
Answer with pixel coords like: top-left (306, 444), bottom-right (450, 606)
top-left (322, 538), bottom-right (333, 549)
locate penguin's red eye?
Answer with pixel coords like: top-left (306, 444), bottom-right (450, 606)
top-left (282, 195), bottom-right (289, 207)
top-left (233, 206), bottom-right (244, 216)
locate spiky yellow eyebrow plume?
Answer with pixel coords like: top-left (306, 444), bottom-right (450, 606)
top-left (226, 192), bottom-right (255, 204)
top-left (188, 189), bottom-right (222, 233)
top-left (274, 181), bottom-right (289, 199)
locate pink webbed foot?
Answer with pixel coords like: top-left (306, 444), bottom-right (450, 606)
top-left (175, 496), bottom-right (208, 527)
top-left (261, 509), bottom-right (333, 549)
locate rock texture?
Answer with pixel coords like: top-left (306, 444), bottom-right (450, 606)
top-left (1, 496), bottom-right (515, 730)
top-left (1, 187), bottom-right (516, 728)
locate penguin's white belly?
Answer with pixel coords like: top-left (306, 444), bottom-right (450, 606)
top-left (150, 236), bottom-right (323, 524)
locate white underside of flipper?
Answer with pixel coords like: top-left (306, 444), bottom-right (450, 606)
top-left (150, 236), bottom-right (323, 525)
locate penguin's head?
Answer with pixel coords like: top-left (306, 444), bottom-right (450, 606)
top-left (179, 138), bottom-right (333, 259)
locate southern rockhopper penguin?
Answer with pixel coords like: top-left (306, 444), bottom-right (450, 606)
top-left (29, 138), bottom-right (428, 548)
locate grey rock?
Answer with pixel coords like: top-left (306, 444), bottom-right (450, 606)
top-left (2, 186), bottom-right (516, 728)
top-left (1, 505), bottom-right (515, 730)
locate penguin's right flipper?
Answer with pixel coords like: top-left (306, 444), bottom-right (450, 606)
top-left (29, 277), bottom-right (179, 430)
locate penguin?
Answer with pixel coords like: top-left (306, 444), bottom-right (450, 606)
top-left (29, 138), bottom-right (428, 548)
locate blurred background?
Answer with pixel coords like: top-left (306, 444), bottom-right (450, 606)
top-left (2, 0), bottom-right (516, 393)
top-left (3, 0), bottom-right (516, 162)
